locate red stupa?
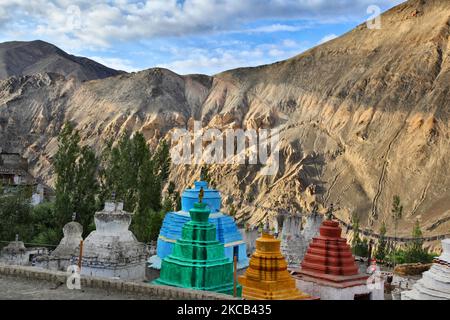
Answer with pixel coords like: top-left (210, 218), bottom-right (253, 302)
top-left (293, 219), bottom-right (384, 300)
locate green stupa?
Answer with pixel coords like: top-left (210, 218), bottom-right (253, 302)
top-left (153, 193), bottom-right (241, 296)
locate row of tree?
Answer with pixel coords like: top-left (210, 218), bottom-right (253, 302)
top-left (351, 196), bottom-right (436, 265)
top-left (53, 122), bottom-right (177, 243)
top-left (0, 123), bottom-right (181, 244)
top-left (0, 184), bottom-right (64, 246)
top-left (0, 122), bottom-right (178, 247)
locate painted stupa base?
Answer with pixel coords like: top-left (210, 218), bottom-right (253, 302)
top-left (153, 202), bottom-right (241, 297)
top-left (148, 181), bottom-right (248, 270)
top-left (293, 220), bottom-right (384, 300)
top-left (295, 276), bottom-right (384, 300)
top-left (402, 239), bottom-right (450, 300)
top-left (239, 233), bottom-right (315, 300)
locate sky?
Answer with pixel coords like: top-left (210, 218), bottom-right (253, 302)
top-left (0, 0), bottom-right (406, 75)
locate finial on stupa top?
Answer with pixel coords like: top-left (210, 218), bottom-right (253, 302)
top-left (111, 191), bottom-right (116, 202)
top-left (326, 203), bottom-right (334, 220)
top-left (15, 234), bottom-right (19, 242)
top-left (72, 212), bottom-right (77, 222)
top-left (263, 219), bottom-right (271, 234)
top-left (199, 187), bottom-right (204, 203)
top-left (200, 166), bottom-right (206, 181)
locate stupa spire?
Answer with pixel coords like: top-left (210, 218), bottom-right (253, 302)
top-left (198, 186), bottom-right (204, 203)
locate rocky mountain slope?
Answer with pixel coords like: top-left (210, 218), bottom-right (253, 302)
top-left (0, 40), bottom-right (123, 81)
top-left (0, 0), bottom-right (449, 237)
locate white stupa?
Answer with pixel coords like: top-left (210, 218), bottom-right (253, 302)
top-left (79, 201), bottom-right (147, 281)
top-left (402, 239), bottom-right (450, 300)
top-left (35, 221), bottom-right (83, 271)
top-left (281, 211), bottom-right (323, 269)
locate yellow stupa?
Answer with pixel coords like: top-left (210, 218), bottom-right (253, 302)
top-left (238, 232), bottom-right (314, 300)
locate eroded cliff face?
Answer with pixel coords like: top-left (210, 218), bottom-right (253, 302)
top-left (0, 0), bottom-right (449, 236)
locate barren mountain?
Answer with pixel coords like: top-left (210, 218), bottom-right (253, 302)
top-left (0, 0), bottom-right (449, 238)
top-left (0, 40), bottom-right (123, 81)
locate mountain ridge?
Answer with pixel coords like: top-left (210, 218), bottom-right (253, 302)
top-left (0, 0), bottom-right (449, 237)
top-left (0, 40), bottom-right (124, 81)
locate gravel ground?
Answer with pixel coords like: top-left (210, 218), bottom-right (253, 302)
top-left (0, 275), bottom-right (161, 300)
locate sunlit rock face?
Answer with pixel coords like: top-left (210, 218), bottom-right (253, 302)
top-left (80, 202), bottom-right (147, 281)
top-left (402, 239), bottom-right (450, 300)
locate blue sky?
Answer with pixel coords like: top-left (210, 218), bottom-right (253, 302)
top-left (0, 0), bottom-right (405, 75)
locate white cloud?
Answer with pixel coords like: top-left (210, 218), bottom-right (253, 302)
top-left (88, 56), bottom-right (138, 72)
top-left (318, 33), bottom-right (338, 44)
top-left (0, 0), bottom-right (406, 50)
top-left (158, 39), bottom-right (308, 75)
top-left (244, 24), bottom-right (306, 33)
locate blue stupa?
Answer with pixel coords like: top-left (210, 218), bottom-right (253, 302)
top-left (148, 181), bottom-right (249, 270)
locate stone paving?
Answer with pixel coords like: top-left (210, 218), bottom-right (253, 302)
top-left (0, 275), bottom-right (160, 300)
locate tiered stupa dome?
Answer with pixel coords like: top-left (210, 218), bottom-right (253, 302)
top-left (239, 232), bottom-right (315, 300)
top-left (293, 219), bottom-right (384, 300)
top-left (153, 202), bottom-right (241, 296)
top-left (402, 239), bottom-right (450, 300)
top-left (148, 181), bottom-right (248, 270)
top-left (301, 220), bottom-right (359, 277)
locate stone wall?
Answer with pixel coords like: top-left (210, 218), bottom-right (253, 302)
top-left (0, 264), bottom-right (241, 300)
top-left (296, 278), bottom-right (384, 300)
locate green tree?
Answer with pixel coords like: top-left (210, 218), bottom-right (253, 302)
top-left (351, 214), bottom-right (361, 248)
top-left (100, 133), bottom-right (150, 210)
top-left (54, 122), bottom-right (80, 228)
top-left (403, 220), bottom-right (434, 264)
top-left (149, 210), bottom-right (166, 242)
top-left (73, 146), bottom-right (100, 236)
top-left (132, 151), bottom-right (160, 241)
top-left (30, 202), bottom-right (60, 245)
top-left (173, 191), bottom-right (181, 211)
top-left (375, 222), bottom-right (388, 262)
top-left (0, 186), bottom-right (33, 244)
top-left (54, 122), bottom-right (100, 234)
top-left (167, 181), bottom-right (181, 211)
top-left (153, 139), bottom-right (171, 184)
top-left (351, 214), bottom-right (368, 257)
top-left (161, 196), bottom-right (174, 213)
top-left (100, 132), bottom-right (169, 242)
top-left (391, 195), bottom-right (403, 267)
